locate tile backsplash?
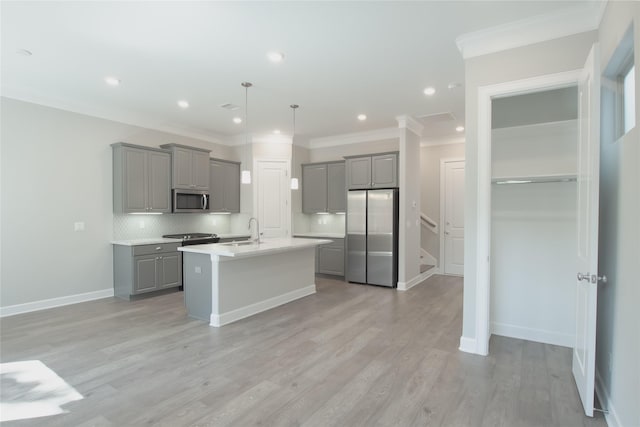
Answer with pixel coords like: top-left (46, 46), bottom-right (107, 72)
top-left (294, 213), bottom-right (346, 235)
top-left (113, 213), bottom-right (233, 239)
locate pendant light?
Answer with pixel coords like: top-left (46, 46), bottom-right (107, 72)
top-left (290, 104), bottom-right (299, 190)
top-left (241, 82), bottom-right (252, 184)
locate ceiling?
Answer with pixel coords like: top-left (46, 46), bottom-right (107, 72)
top-left (1, 1), bottom-right (597, 145)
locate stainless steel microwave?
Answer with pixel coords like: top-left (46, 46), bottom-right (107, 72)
top-left (172, 189), bottom-right (209, 213)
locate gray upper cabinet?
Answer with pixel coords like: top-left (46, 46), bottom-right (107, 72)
top-left (112, 143), bottom-right (171, 214)
top-left (327, 162), bottom-right (346, 212)
top-left (302, 163), bottom-right (328, 213)
top-left (160, 144), bottom-right (211, 190)
top-left (302, 161), bottom-right (346, 214)
top-left (209, 159), bottom-right (240, 213)
top-left (346, 152), bottom-right (398, 189)
top-left (371, 153), bottom-right (398, 188)
top-left (345, 157), bottom-right (371, 189)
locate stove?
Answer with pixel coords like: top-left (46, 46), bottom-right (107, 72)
top-left (163, 232), bottom-right (219, 246)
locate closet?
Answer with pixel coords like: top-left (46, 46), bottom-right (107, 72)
top-left (490, 87), bottom-right (578, 348)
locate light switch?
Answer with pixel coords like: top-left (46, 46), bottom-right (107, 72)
top-left (195, 266), bottom-right (202, 274)
top-left (74, 222), bottom-right (85, 232)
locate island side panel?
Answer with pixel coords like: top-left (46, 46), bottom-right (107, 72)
top-left (214, 246), bottom-right (316, 326)
top-left (183, 252), bottom-right (213, 322)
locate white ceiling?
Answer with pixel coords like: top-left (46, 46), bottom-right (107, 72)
top-left (1, 1), bottom-right (597, 145)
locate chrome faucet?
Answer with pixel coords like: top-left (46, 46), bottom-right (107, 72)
top-left (248, 217), bottom-right (261, 243)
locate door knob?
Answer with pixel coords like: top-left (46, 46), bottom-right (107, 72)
top-left (577, 272), bottom-right (590, 282)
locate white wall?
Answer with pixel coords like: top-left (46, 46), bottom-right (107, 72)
top-left (419, 142), bottom-right (465, 263)
top-left (595, 2), bottom-right (640, 426)
top-left (398, 122), bottom-right (421, 288)
top-left (309, 138), bottom-right (399, 163)
top-left (462, 31), bottom-right (597, 344)
top-left (491, 182), bottom-right (577, 347)
top-left (0, 98), bottom-right (235, 309)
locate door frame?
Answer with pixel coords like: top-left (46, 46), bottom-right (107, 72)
top-left (439, 158), bottom-right (465, 275)
top-left (471, 69), bottom-right (582, 356)
top-left (253, 158), bottom-right (291, 237)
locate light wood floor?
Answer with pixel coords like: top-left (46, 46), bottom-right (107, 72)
top-left (1, 275), bottom-right (606, 427)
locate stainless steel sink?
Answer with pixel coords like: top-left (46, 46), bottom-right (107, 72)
top-left (222, 240), bottom-right (257, 247)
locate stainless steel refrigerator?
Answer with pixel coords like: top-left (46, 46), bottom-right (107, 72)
top-left (346, 188), bottom-right (399, 288)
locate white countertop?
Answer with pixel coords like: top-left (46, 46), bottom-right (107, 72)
top-left (111, 237), bottom-right (183, 246)
top-left (179, 237), bottom-right (331, 258)
top-left (293, 232), bottom-right (345, 239)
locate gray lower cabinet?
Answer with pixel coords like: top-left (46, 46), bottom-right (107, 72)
top-left (112, 143), bottom-right (171, 213)
top-left (160, 144), bottom-right (211, 190)
top-left (317, 238), bottom-right (345, 276)
top-left (302, 161), bottom-right (345, 213)
top-left (113, 242), bottom-right (182, 300)
top-left (209, 159), bottom-right (240, 213)
top-left (345, 152), bottom-right (398, 189)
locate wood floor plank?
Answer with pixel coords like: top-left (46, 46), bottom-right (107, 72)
top-left (0, 275), bottom-right (607, 427)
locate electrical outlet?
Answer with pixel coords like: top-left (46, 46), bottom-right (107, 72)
top-left (139, 221), bottom-right (145, 229)
top-left (195, 266), bottom-right (201, 274)
top-left (74, 222), bottom-right (85, 232)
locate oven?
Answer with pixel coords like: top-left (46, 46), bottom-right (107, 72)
top-left (162, 233), bottom-right (219, 289)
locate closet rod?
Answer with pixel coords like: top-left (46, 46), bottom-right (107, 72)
top-left (492, 177), bottom-right (577, 185)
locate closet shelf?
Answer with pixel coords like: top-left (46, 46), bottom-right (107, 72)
top-left (492, 174), bottom-right (577, 185)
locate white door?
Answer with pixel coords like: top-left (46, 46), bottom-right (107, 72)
top-left (572, 44), bottom-right (601, 418)
top-left (256, 160), bottom-right (290, 238)
top-left (443, 161), bottom-right (465, 275)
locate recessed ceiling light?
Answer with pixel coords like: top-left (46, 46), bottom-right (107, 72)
top-left (357, 114), bottom-right (367, 121)
top-left (177, 100), bottom-right (189, 109)
top-left (16, 49), bottom-right (32, 56)
top-left (456, 126), bottom-right (465, 132)
top-left (233, 117), bottom-right (242, 124)
top-left (105, 76), bottom-right (120, 86)
top-left (423, 87), bottom-right (436, 96)
top-left (267, 51), bottom-right (285, 62)
top-left (273, 129), bottom-right (281, 134)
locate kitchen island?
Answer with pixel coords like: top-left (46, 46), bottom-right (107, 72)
top-left (179, 238), bottom-right (330, 326)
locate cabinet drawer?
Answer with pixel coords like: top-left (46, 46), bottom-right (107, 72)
top-left (133, 242), bottom-right (181, 256)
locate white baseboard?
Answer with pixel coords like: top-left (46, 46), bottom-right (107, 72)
top-left (491, 322), bottom-right (573, 348)
top-left (420, 249), bottom-right (438, 267)
top-left (459, 336), bottom-right (478, 354)
top-left (210, 285), bottom-right (316, 327)
top-left (595, 368), bottom-right (622, 427)
top-left (397, 267), bottom-right (439, 291)
top-left (0, 288), bottom-right (115, 318)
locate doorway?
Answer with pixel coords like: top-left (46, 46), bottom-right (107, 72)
top-left (440, 159), bottom-right (465, 275)
top-left (254, 159), bottom-right (291, 238)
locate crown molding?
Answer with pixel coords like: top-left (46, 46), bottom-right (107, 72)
top-left (308, 127), bottom-right (399, 149)
top-left (1, 89), bottom-right (231, 146)
top-left (455, 1), bottom-right (605, 60)
top-left (396, 115), bottom-right (424, 135)
top-left (420, 135), bottom-right (466, 147)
